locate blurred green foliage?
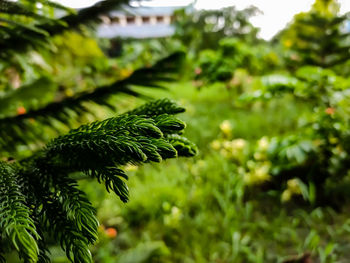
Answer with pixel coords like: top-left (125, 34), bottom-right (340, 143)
top-left (0, 1), bottom-right (193, 262)
top-left (194, 38), bottom-right (281, 87)
top-left (81, 82), bottom-right (350, 263)
top-left (80, 0), bottom-right (350, 262)
top-left (4, 0), bottom-right (350, 261)
top-left (279, 0), bottom-right (350, 72)
top-left (173, 6), bottom-right (260, 54)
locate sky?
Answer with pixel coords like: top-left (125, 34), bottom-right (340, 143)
top-left (56, 0), bottom-right (350, 40)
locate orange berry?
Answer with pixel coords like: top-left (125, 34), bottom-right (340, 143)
top-left (105, 227), bottom-right (117, 238)
top-left (17, 106), bottom-right (26, 115)
top-left (325, 107), bottom-right (335, 115)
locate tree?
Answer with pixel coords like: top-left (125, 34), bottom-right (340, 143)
top-left (233, 0), bottom-right (350, 206)
top-left (281, 0), bottom-right (350, 72)
top-left (173, 5), bottom-right (261, 55)
top-left (0, 1), bottom-right (197, 262)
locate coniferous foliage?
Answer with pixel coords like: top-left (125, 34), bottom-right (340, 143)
top-left (0, 0), bottom-right (197, 262)
top-left (0, 99), bottom-right (197, 262)
top-left (0, 0), bottom-right (130, 56)
top-left (0, 51), bottom-right (185, 155)
top-left (281, 0), bottom-right (350, 70)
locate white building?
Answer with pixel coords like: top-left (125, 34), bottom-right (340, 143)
top-left (97, 6), bottom-right (185, 39)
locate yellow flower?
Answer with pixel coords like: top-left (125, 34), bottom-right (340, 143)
top-left (120, 68), bottom-right (132, 78)
top-left (257, 137), bottom-right (269, 151)
top-left (210, 139), bottom-right (221, 150)
top-left (281, 178), bottom-right (303, 203)
top-left (284, 39), bottom-right (292, 48)
top-left (220, 120), bottom-right (232, 137)
top-left (243, 172), bottom-right (254, 185)
top-left (281, 189), bottom-right (292, 202)
top-left (223, 140), bottom-right (233, 150)
top-left (219, 149), bottom-right (230, 159)
top-left (329, 137), bottom-right (338, 144)
top-left (244, 163), bottom-right (271, 185)
top-left (247, 160), bottom-right (256, 170)
top-left (164, 206), bottom-right (182, 226)
top-left (231, 139), bottom-right (246, 150)
top-left (287, 178), bottom-right (302, 195)
top-left (253, 152), bottom-right (265, 161)
top-left (253, 163), bottom-right (271, 182)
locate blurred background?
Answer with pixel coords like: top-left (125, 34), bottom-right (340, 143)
top-left (3, 0), bottom-right (350, 262)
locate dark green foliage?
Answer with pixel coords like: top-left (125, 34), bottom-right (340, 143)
top-left (0, 99), bottom-right (196, 262)
top-left (0, 1), bottom-right (196, 261)
top-left (0, 0), bottom-right (130, 56)
top-left (239, 62), bottom-right (350, 205)
top-left (0, 0), bottom-right (187, 157)
top-left (194, 38), bottom-right (280, 86)
top-left (126, 98), bottom-right (186, 116)
top-left (0, 162), bottom-right (40, 263)
top-left (0, 51), bottom-right (185, 156)
top-left (190, 0), bottom-right (350, 206)
top-left (34, 178), bottom-right (96, 262)
top-left (280, 0), bottom-right (350, 71)
top-left (240, 66), bottom-right (350, 103)
top-left (174, 6), bottom-right (260, 53)
top-left (167, 134), bottom-right (198, 157)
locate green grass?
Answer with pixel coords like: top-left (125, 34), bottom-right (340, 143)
top-left (76, 82), bottom-right (350, 263)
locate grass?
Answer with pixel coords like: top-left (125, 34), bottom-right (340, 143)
top-left (73, 81), bottom-right (350, 263)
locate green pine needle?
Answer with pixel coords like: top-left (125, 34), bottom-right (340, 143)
top-left (0, 162), bottom-right (40, 262)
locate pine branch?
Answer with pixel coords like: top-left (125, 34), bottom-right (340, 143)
top-left (0, 52), bottom-right (185, 155)
top-left (0, 0), bottom-right (70, 55)
top-left (0, 99), bottom-right (196, 262)
top-left (126, 98), bottom-right (186, 116)
top-left (43, 0), bottom-right (130, 34)
top-left (35, 227), bottom-right (51, 263)
top-left (27, 99), bottom-right (193, 203)
top-left (0, 0), bottom-right (130, 55)
top-left (40, 194), bottom-right (94, 263)
top-left (166, 134), bottom-right (198, 157)
top-left (87, 168), bottom-right (130, 202)
top-left (52, 177), bottom-right (99, 243)
top-left (284, 6), bottom-right (350, 70)
top-left (39, 183), bottom-right (96, 262)
top-left (0, 1), bottom-right (194, 262)
top-left (43, 114), bottom-right (178, 167)
top-left (20, 163), bottom-right (98, 263)
top-left (153, 114), bottom-right (186, 135)
top-left (0, 162), bottom-right (40, 262)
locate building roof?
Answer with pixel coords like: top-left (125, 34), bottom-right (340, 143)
top-left (97, 5), bottom-right (188, 39)
top-left (109, 5), bottom-right (182, 17)
top-left (97, 23), bottom-right (175, 39)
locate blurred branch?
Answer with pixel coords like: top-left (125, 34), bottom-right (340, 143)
top-left (0, 51), bottom-right (185, 154)
top-left (0, 0), bottom-right (130, 55)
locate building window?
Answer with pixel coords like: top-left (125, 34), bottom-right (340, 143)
top-left (126, 16), bottom-right (135, 24)
top-left (156, 16), bottom-right (164, 23)
top-left (111, 17), bottom-right (120, 24)
top-left (142, 16), bottom-right (150, 23)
